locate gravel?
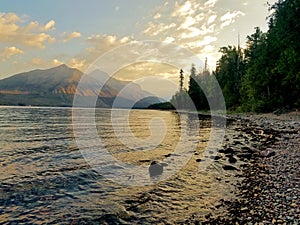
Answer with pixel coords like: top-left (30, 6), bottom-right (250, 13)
top-left (201, 112), bottom-right (300, 224)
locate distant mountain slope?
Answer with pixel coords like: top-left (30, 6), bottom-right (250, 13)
top-left (0, 64), bottom-right (161, 108)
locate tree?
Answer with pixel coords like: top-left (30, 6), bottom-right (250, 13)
top-left (179, 69), bottom-right (184, 92)
top-left (241, 0), bottom-right (300, 111)
top-left (215, 46), bottom-right (245, 110)
top-left (170, 69), bottom-right (188, 109)
top-left (241, 27), bottom-right (270, 112)
top-left (268, 0), bottom-right (300, 108)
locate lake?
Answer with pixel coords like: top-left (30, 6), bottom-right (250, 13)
top-left (0, 106), bottom-right (236, 224)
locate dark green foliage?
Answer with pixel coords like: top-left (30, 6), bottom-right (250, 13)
top-left (214, 46), bottom-right (245, 110)
top-left (147, 102), bottom-right (175, 110)
top-left (188, 64), bottom-right (208, 110)
top-left (179, 69), bottom-right (184, 92)
top-left (215, 0), bottom-right (299, 112)
top-left (241, 27), bottom-right (271, 112)
top-left (170, 69), bottom-right (191, 110)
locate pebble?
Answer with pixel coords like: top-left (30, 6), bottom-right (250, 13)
top-left (205, 112), bottom-right (300, 224)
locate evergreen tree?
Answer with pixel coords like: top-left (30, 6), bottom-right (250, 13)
top-left (215, 46), bottom-right (245, 110)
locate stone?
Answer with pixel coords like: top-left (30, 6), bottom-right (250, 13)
top-left (222, 165), bottom-right (239, 171)
top-left (260, 149), bottom-right (276, 158)
top-left (148, 161), bottom-right (164, 177)
top-left (228, 156), bottom-right (237, 164)
top-left (237, 153), bottom-right (252, 160)
top-left (224, 147), bottom-right (235, 154)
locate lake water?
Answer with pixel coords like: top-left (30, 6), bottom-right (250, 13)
top-left (0, 106), bottom-right (236, 224)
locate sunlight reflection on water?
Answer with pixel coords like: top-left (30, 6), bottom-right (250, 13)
top-left (0, 106), bottom-right (235, 224)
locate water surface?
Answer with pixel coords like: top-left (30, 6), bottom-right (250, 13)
top-left (0, 106), bottom-right (236, 224)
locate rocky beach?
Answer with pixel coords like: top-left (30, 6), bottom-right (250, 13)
top-left (200, 111), bottom-right (300, 224)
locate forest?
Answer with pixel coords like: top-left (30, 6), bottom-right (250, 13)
top-left (152, 0), bottom-right (300, 113)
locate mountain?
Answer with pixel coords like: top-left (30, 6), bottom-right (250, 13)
top-left (0, 64), bottom-right (162, 108)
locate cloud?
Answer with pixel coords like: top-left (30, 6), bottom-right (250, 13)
top-left (180, 24), bottom-right (216, 39)
top-left (164, 37), bottom-right (175, 43)
top-left (143, 22), bottom-right (176, 36)
top-left (154, 13), bottom-right (161, 19)
top-left (43, 20), bottom-right (55, 31)
top-left (86, 34), bottom-right (132, 54)
top-left (0, 46), bottom-right (24, 61)
top-left (60, 34), bottom-right (134, 72)
top-left (114, 62), bottom-right (178, 83)
top-left (220, 11), bottom-right (245, 28)
top-left (29, 57), bottom-right (68, 68)
top-left (68, 58), bottom-right (86, 70)
top-left (115, 6), bottom-right (120, 11)
top-left (172, 1), bottom-right (196, 17)
top-left (204, 0), bottom-right (218, 8)
top-left (52, 58), bottom-right (64, 66)
top-left (186, 36), bottom-right (217, 49)
top-left (207, 15), bottom-right (217, 24)
top-left (29, 57), bottom-right (84, 70)
top-left (62, 31), bottom-right (82, 42)
top-left (0, 12), bottom-right (56, 49)
top-left (178, 16), bottom-right (196, 30)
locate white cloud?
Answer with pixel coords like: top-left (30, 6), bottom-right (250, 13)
top-left (178, 16), bottom-right (196, 30)
top-left (202, 44), bottom-right (215, 52)
top-left (52, 58), bottom-right (64, 66)
top-left (120, 36), bottom-right (130, 44)
top-left (172, 1), bottom-right (192, 17)
top-left (43, 20), bottom-right (55, 31)
top-left (164, 37), bottom-right (175, 43)
top-left (220, 11), bottom-right (245, 28)
top-left (0, 12), bottom-right (56, 49)
top-left (31, 57), bottom-right (63, 68)
top-left (0, 46), bottom-right (24, 61)
top-left (154, 13), bottom-right (161, 19)
top-left (186, 36), bottom-right (217, 49)
top-left (86, 34), bottom-right (131, 52)
top-left (68, 58), bottom-right (86, 70)
top-left (207, 15), bottom-right (217, 24)
top-left (144, 22), bottom-right (176, 36)
top-left (115, 6), bottom-right (120, 11)
top-left (29, 57), bottom-right (85, 70)
top-left (171, 0), bottom-right (201, 17)
top-left (181, 24), bottom-right (215, 39)
top-left (62, 31), bottom-right (82, 42)
top-left (204, 0), bottom-right (218, 8)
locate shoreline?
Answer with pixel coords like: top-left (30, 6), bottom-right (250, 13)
top-left (204, 111), bottom-right (300, 224)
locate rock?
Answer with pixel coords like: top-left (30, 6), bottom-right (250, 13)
top-left (241, 207), bottom-right (249, 212)
top-left (222, 165), bottom-right (239, 171)
top-left (139, 159), bottom-right (151, 163)
top-left (224, 148), bottom-right (235, 154)
top-left (260, 149), bottom-right (276, 158)
top-left (210, 155), bottom-right (222, 160)
top-left (218, 149), bottom-right (225, 153)
top-left (148, 161), bottom-right (164, 177)
top-left (228, 156), bottom-right (237, 164)
top-left (237, 153), bottom-right (252, 160)
top-left (233, 141), bottom-right (243, 146)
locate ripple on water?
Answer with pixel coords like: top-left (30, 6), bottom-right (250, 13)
top-left (0, 107), bottom-right (237, 224)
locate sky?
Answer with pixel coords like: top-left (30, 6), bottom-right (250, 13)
top-left (0, 0), bottom-right (275, 99)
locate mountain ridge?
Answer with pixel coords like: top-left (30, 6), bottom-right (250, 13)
top-left (0, 64), bottom-right (161, 108)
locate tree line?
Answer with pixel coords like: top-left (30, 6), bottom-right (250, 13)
top-left (159, 0), bottom-right (299, 113)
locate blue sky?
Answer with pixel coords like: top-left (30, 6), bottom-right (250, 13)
top-left (0, 0), bottom-right (276, 98)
